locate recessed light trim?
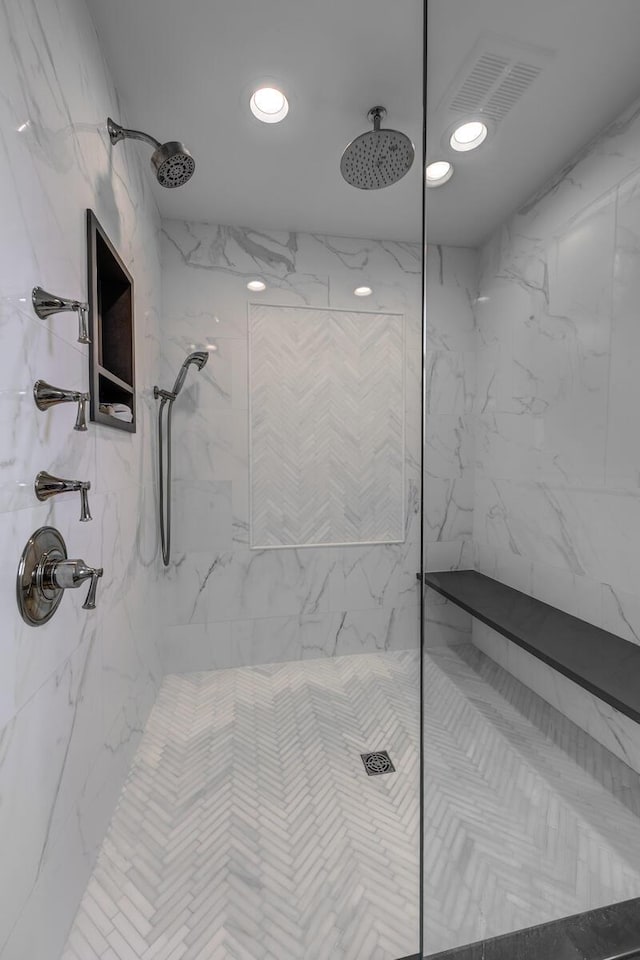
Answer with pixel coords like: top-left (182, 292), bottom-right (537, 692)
top-left (250, 87), bottom-right (289, 124)
top-left (354, 285), bottom-right (373, 297)
top-left (247, 279), bottom-right (266, 292)
top-left (450, 120), bottom-right (488, 152)
top-left (426, 160), bottom-right (453, 187)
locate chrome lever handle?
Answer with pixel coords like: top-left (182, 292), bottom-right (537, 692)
top-left (50, 558), bottom-right (103, 609)
top-left (79, 483), bottom-right (92, 522)
top-left (33, 380), bottom-right (90, 432)
top-left (82, 567), bottom-right (103, 609)
top-left (34, 471), bottom-right (92, 522)
top-left (16, 527), bottom-right (105, 626)
top-left (77, 304), bottom-right (90, 345)
top-left (31, 287), bottom-right (90, 345)
top-left (74, 392), bottom-right (89, 431)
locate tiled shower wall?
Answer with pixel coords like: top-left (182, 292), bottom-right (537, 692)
top-left (424, 244), bottom-right (477, 647)
top-left (473, 91), bottom-right (640, 645)
top-left (159, 221), bottom-right (422, 672)
top-left (0, 0), bottom-right (163, 956)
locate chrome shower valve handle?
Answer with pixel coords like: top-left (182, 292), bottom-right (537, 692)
top-left (33, 380), bottom-right (90, 432)
top-left (32, 286), bottom-right (90, 344)
top-left (16, 526), bottom-right (104, 625)
top-left (49, 558), bottom-right (104, 609)
top-left (34, 470), bottom-right (92, 521)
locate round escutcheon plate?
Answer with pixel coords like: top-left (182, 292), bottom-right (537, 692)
top-left (16, 526), bottom-right (67, 626)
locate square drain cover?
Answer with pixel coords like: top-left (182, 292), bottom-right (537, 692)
top-left (361, 751), bottom-right (395, 776)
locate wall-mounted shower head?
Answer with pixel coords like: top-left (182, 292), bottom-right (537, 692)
top-left (340, 106), bottom-right (415, 190)
top-left (107, 117), bottom-right (195, 188)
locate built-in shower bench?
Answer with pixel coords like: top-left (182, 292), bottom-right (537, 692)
top-left (425, 570), bottom-right (640, 725)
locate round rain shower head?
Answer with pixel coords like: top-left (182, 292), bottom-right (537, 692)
top-left (151, 142), bottom-right (195, 188)
top-left (340, 107), bottom-right (415, 190)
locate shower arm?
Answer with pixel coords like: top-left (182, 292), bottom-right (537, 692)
top-left (107, 118), bottom-right (161, 150)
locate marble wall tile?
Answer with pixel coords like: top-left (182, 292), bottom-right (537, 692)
top-left (161, 605), bottom-right (420, 674)
top-left (159, 221), bottom-right (423, 672)
top-left (607, 170), bottom-right (640, 490)
top-left (0, 0), bottom-right (164, 954)
top-left (473, 620), bottom-right (640, 775)
top-left (424, 244), bottom-right (477, 581)
top-left (468, 91), bottom-right (640, 782)
top-left (424, 587), bottom-right (472, 650)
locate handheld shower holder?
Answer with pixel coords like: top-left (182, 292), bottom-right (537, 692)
top-left (34, 380), bottom-right (90, 431)
top-left (34, 470), bottom-right (92, 522)
top-left (32, 286), bottom-right (90, 344)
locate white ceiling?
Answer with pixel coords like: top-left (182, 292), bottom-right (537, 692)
top-left (428, 0), bottom-right (640, 246)
top-left (86, 0), bottom-right (423, 242)
top-left (86, 0), bottom-right (640, 247)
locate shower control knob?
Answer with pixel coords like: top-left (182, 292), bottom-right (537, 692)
top-left (16, 526), bottom-right (105, 626)
top-left (48, 559), bottom-right (104, 610)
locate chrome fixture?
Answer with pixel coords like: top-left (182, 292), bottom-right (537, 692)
top-left (17, 526), bottom-right (103, 625)
top-left (34, 380), bottom-right (90, 431)
top-left (34, 470), bottom-right (92, 522)
top-left (153, 350), bottom-right (209, 565)
top-left (107, 117), bottom-right (195, 188)
top-left (340, 106), bottom-right (415, 190)
top-left (32, 286), bottom-right (90, 344)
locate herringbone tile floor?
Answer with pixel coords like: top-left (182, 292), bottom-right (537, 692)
top-left (422, 644), bottom-right (640, 955)
top-left (62, 646), bottom-right (640, 960)
top-left (62, 652), bottom-right (420, 960)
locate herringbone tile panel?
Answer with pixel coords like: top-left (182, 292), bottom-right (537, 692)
top-left (62, 646), bottom-right (640, 960)
top-left (249, 305), bottom-right (405, 547)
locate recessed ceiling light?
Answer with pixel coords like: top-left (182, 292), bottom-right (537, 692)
top-left (250, 87), bottom-right (289, 124)
top-left (247, 279), bottom-right (266, 292)
top-left (354, 286), bottom-right (373, 297)
top-left (450, 121), bottom-right (488, 152)
top-left (426, 160), bottom-right (453, 187)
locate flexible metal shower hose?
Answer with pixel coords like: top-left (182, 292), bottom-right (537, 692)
top-left (157, 396), bottom-right (173, 566)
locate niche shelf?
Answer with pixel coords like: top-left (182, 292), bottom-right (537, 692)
top-left (86, 209), bottom-right (136, 433)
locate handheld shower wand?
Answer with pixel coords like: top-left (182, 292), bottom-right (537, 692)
top-left (107, 117), bottom-right (195, 188)
top-left (154, 351), bottom-right (209, 565)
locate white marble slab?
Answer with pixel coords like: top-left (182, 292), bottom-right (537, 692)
top-left (0, 0), bottom-right (164, 956)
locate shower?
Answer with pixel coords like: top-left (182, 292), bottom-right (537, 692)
top-left (154, 351), bottom-right (209, 566)
top-left (107, 117), bottom-right (196, 187)
top-left (340, 106), bottom-right (415, 189)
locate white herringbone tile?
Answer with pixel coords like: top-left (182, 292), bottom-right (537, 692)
top-left (249, 305), bottom-right (405, 547)
top-left (62, 652), bottom-right (420, 960)
top-left (422, 643), bottom-right (640, 956)
top-left (63, 646), bottom-right (640, 960)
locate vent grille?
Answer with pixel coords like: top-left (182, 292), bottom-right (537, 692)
top-left (449, 52), bottom-right (542, 122)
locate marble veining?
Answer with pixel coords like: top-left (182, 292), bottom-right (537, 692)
top-left (159, 220), bottom-right (422, 673)
top-left (0, 0), bottom-right (163, 956)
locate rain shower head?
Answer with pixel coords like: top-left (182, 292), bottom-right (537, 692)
top-left (107, 117), bottom-right (195, 188)
top-left (340, 106), bottom-right (415, 190)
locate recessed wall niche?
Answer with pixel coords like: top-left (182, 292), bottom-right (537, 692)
top-left (86, 209), bottom-right (136, 432)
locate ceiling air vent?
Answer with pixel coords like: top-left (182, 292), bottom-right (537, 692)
top-left (441, 36), bottom-right (553, 125)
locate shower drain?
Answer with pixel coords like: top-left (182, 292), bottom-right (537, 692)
top-left (360, 751), bottom-right (395, 776)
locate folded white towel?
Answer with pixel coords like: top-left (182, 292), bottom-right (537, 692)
top-left (99, 402), bottom-right (133, 423)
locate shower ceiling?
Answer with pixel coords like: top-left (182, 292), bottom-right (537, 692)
top-left (86, 0), bottom-right (640, 244)
top-left (85, 0), bottom-right (423, 241)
